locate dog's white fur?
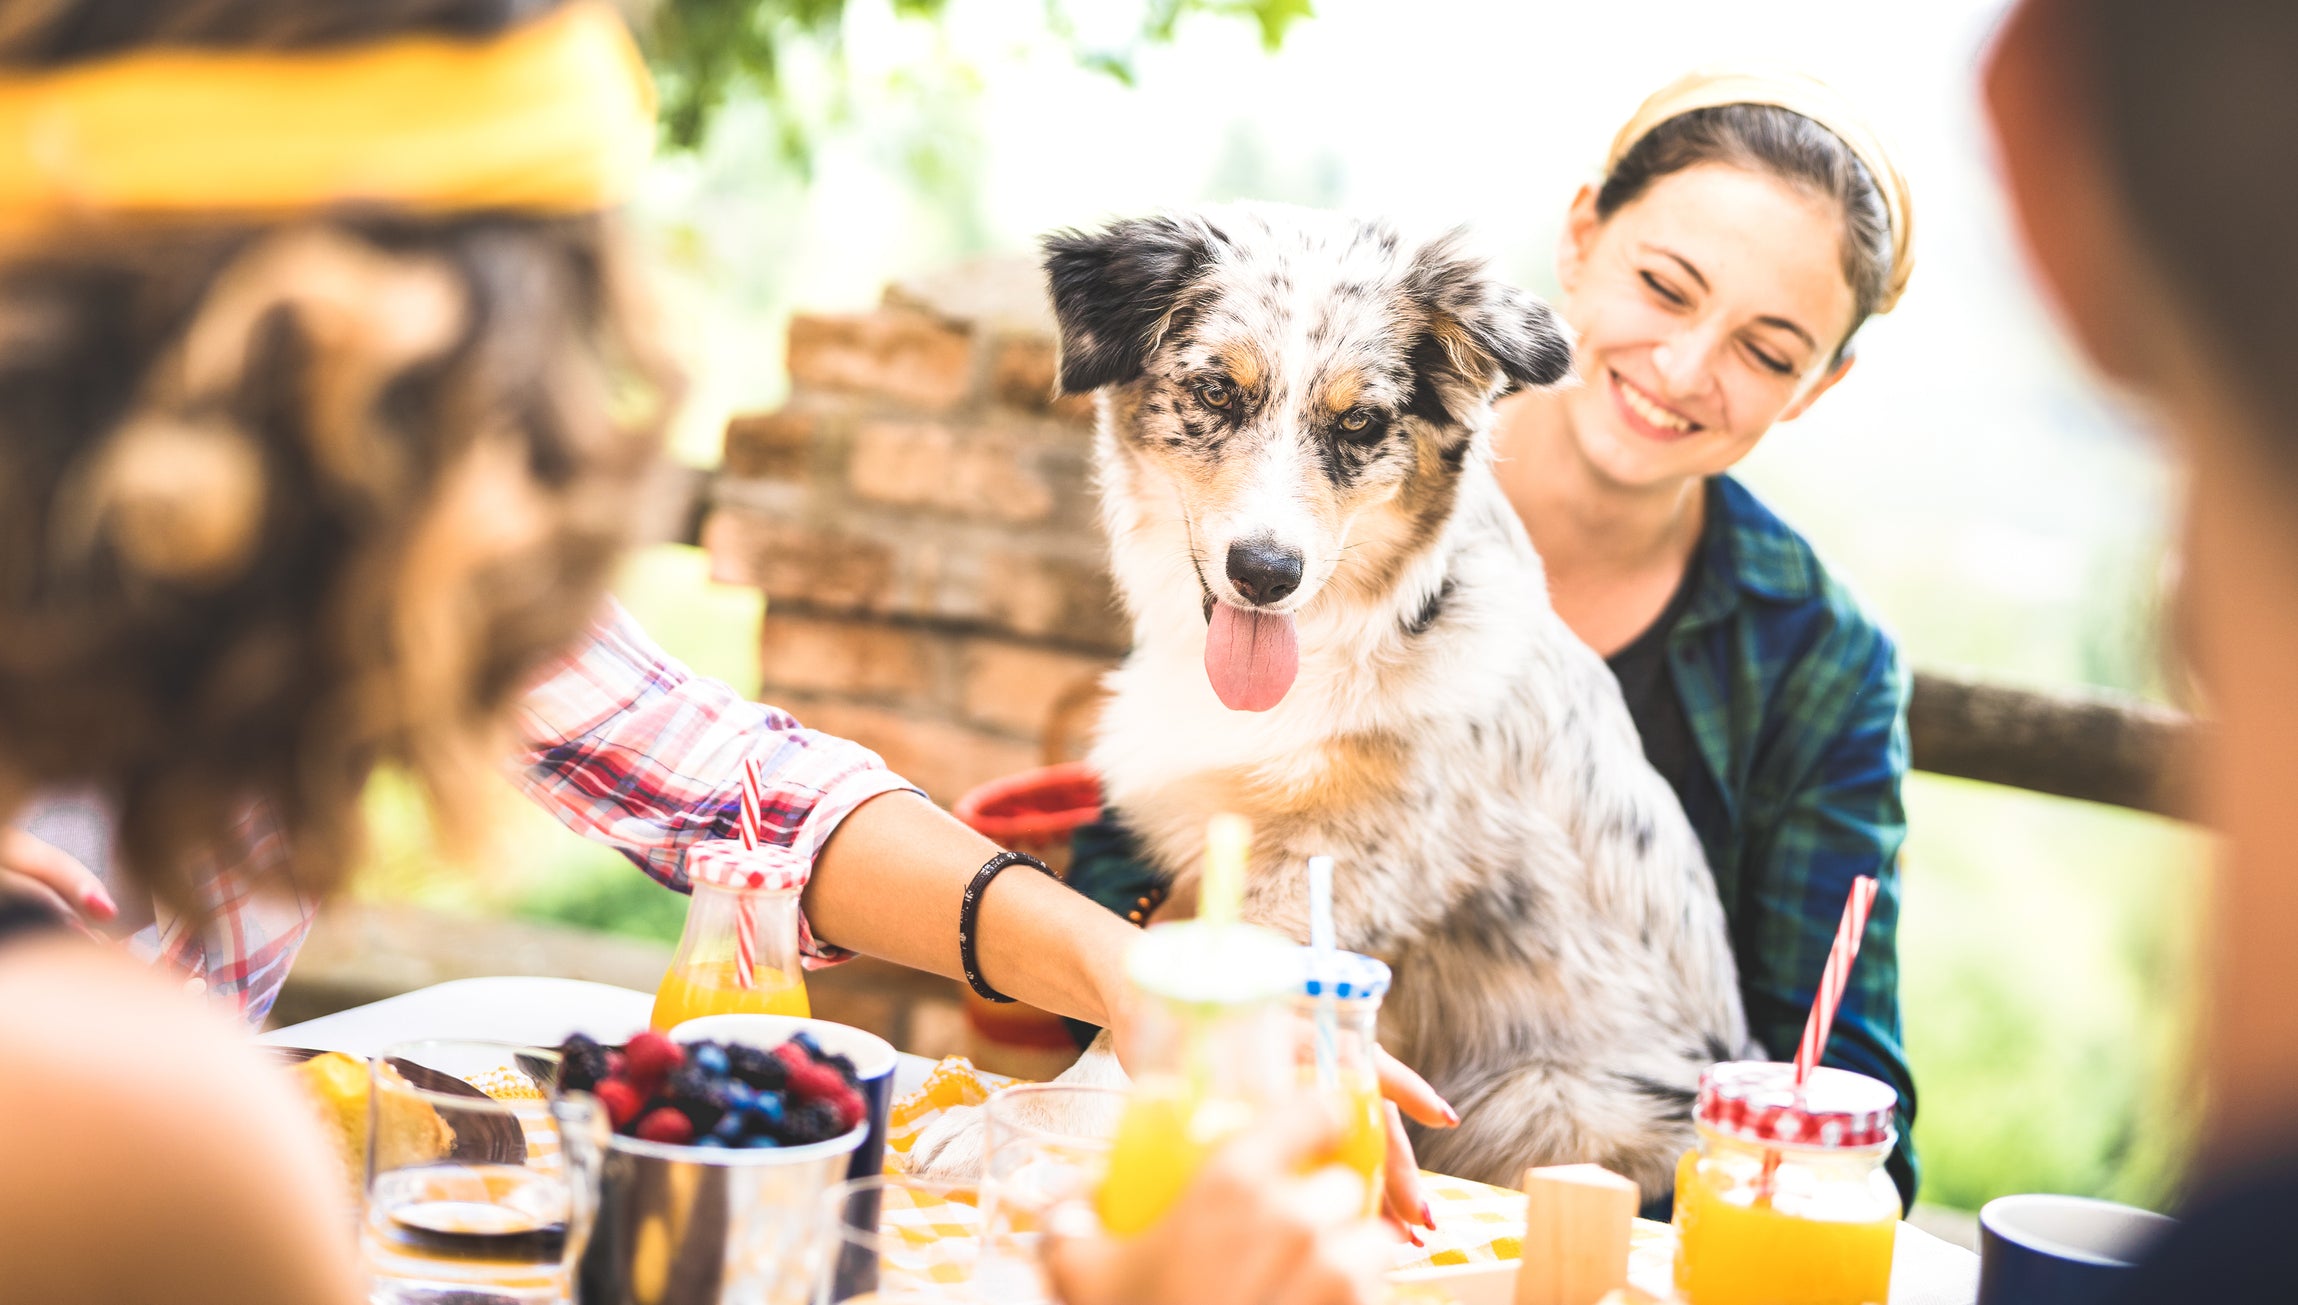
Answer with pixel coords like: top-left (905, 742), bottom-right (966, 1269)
top-left (914, 205), bottom-right (1748, 1200)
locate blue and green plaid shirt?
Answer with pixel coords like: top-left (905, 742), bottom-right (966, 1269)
top-left (1068, 473), bottom-right (1918, 1207)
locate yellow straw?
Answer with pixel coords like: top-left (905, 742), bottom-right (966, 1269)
top-left (1200, 813), bottom-right (1250, 930)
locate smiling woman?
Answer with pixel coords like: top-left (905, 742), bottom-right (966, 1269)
top-left (1488, 70), bottom-right (1923, 1210)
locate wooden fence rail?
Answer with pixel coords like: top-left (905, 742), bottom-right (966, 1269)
top-left (1908, 672), bottom-right (2197, 821)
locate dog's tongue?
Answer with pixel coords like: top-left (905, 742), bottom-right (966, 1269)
top-left (1205, 604), bottom-right (1299, 712)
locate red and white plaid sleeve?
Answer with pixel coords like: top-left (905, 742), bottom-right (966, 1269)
top-left (134, 805), bottom-right (318, 1024)
top-left (507, 599), bottom-right (924, 967)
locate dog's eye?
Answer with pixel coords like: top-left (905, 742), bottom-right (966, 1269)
top-left (1339, 409), bottom-right (1379, 436)
top-left (1196, 380), bottom-right (1234, 410)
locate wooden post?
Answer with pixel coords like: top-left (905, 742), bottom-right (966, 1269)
top-left (1514, 1164), bottom-right (1639, 1305)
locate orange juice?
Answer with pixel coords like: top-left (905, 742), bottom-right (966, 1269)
top-left (1289, 947), bottom-right (1393, 1218)
top-left (1673, 1147), bottom-right (1895, 1305)
top-left (1094, 914), bottom-right (1299, 1237)
top-left (1330, 1077), bottom-right (1386, 1216)
top-left (649, 960), bottom-right (810, 1032)
top-left (1672, 1062), bottom-right (1903, 1305)
top-left (1096, 1078), bottom-right (1255, 1236)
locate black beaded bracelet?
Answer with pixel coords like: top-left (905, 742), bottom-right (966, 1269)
top-left (958, 850), bottom-right (1053, 1004)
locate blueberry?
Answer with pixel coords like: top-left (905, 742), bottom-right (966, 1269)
top-left (742, 1134), bottom-right (783, 1149)
top-left (789, 1032), bottom-right (823, 1057)
top-left (691, 1044), bottom-right (730, 1077)
top-left (746, 1093), bottom-right (786, 1126)
top-left (721, 1081), bottom-right (756, 1109)
top-left (712, 1112), bottom-right (747, 1141)
top-left (695, 1135), bottom-right (728, 1148)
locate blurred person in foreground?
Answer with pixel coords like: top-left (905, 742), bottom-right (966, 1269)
top-left (0, 3), bottom-right (1389, 1301)
top-left (1986, 0), bottom-right (2298, 1292)
top-left (1068, 65), bottom-right (1927, 1212)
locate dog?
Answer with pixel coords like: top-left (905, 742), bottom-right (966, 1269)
top-left (916, 204), bottom-right (1748, 1202)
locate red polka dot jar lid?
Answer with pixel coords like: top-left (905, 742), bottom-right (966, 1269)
top-left (683, 840), bottom-right (809, 894)
top-left (1695, 1060), bottom-right (1897, 1150)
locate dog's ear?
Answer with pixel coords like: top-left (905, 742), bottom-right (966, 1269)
top-left (1042, 215), bottom-right (1216, 394)
top-left (1407, 229), bottom-right (1576, 395)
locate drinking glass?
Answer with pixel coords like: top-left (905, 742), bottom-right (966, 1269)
top-left (975, 1083), bottom-right (1126, 1304)
top-left (813, 1173), bottom-right (985, 1304)
top-left (362, 1039), bottom-right (607, 1305)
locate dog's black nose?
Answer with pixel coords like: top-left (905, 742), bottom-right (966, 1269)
top-left (1226, 539), bottom-right (1304, 606)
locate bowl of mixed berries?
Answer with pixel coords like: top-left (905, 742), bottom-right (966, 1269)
top-left (554, 1028), bottom-right (871, 1305)
top-left (557, 1029), bottom-right (868, 1152)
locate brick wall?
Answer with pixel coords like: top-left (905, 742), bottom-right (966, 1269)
top-left (703, 258), bottom-right (1127, 807)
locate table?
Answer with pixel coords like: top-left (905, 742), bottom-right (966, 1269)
top-left (270, 978), bottom-right (1978, 1304)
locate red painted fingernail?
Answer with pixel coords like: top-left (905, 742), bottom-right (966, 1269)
top-left (82, 888), bottom-right (117, 920)
top-left (1420, 1199), bottom-right (1437, 1230)
top-left (1407, 1225), bottom-right (1425, 1248)
top-left (1441, 1105), bottom-right (1460, 1127)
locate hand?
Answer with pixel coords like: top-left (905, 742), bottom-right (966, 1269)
top-left (1374, 1046), bottom-right (1455, 1239)
top-left (1044, 1100), bottom-right (1393, 1305)
top-left (0, 827), bottom-right (115, 930)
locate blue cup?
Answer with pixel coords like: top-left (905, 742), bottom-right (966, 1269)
top-left (1978, 1194), bottom-right (2175, 1305)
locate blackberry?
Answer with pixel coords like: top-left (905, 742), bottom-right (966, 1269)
top-left (557, 1033), bottom-right (611, 1094)
top-left (774, 1098), bottom-right (842, 1146)
top-left (727, 1043), bottom-right (789, 1092)
top-left (665, 1065), bottom-right (727, 1131)
top-left (819, 1052), bottom-right (859, 1085)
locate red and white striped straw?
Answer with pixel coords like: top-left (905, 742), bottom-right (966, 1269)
top-left (730, 757), bottom-right (765, 989)
top-left (1793, 875), bottom-right (1881, 1085)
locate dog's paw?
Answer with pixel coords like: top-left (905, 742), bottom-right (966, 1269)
top-left (906, 1103), bottom-right (992, 1180)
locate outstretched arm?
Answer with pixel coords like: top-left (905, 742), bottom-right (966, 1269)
top-left (511, 600), bottom-right (1133, 1028)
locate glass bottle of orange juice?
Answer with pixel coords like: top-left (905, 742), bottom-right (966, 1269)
top-left (1673, 1061), bottom-right (1900, 1305)
top-left (1290, 948), bottom-right (1390, 1218)
top-left (650, 840), bottom-right (812, 1032)
top-left (1095, 918), bottom-right (1299, 1237)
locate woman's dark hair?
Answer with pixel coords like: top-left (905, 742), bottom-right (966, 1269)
top-left (0, 0), bottom-right (675, 911)
top-left (2092, 0), bottom-right (2298, 474)
top-left (1596, 103), bottom-right (1895, 363)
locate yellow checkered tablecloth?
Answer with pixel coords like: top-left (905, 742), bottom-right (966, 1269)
top-left (873, 1056), bottom-right (1689, 1297)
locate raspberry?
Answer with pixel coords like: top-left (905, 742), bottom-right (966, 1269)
top-left (625, 1031), bottom-right (684, 1083)
top-left (595, 1079), bottom-right (643, 1130)
top-left (825, 1087), bottom-right (865, 1132)
top-left (785, 1060), bottom-right (845, 1104)
top-left (772, 1042), bottom-right (811, 1073)
top-left (635, 1107), bottom-right (695, 1145)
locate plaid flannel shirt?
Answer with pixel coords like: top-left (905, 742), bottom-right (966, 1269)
top-left (1069, 474), bottom-right (1919, 1206)
top-left (144, 599), bottom-right (920, 1023)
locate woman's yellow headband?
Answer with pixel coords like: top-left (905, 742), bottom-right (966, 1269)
top-left (1606, 66), bottom-right (1916, 314)
top-left (0, 2), bottom-right (655, 232)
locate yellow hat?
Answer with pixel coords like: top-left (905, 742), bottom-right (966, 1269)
top-left (0, 1), bottom-right (655, 234)
top-left (1605, 65), bottom-right (1915, 313)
